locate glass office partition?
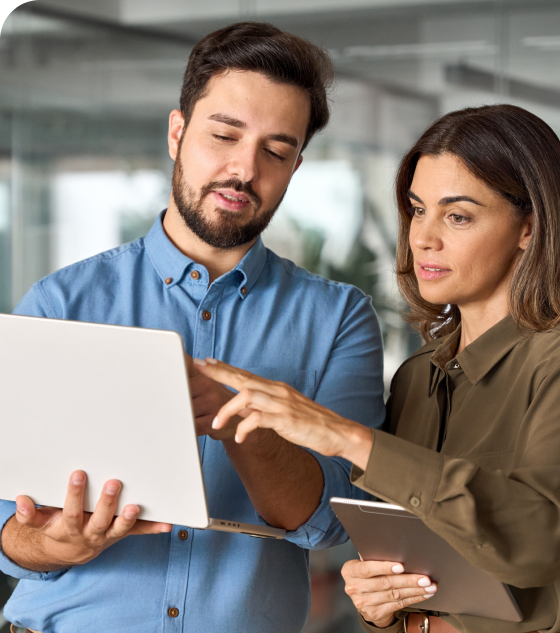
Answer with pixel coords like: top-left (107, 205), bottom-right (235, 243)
top-left (1, 1), bottom-right (560, 631)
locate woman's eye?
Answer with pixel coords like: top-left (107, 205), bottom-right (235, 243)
top-left (449, 213), bottom-right (468, 224)
top-left (411, 206), bottom-right (425, 217)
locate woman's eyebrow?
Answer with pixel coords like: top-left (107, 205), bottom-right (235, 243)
top-left (408, 190), bottom-right (484, 206)
top-left (439, 195), bottom-right (483, 206)
top-left (408, 190), bottom-right (423, 203)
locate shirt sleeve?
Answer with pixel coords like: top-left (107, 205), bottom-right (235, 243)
top-left (351, 362), bottom-right (560, 588)
top-left (283, 294), bottom-right (385, 549)
top-left (12, 281), bottom-right (54, 319)
top-left (359, 614), bottom-right (405, 633)
top-left (0, 501), bottom-right (66, 581)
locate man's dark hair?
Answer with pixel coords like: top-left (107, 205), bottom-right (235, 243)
top-left (179, 21), bottom-right (334, 150)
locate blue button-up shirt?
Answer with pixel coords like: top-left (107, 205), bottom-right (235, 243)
top-left (0, 213), bottom-right (384, 633)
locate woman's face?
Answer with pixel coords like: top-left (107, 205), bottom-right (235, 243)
top-left (408, 153), bottom-right (532, 310)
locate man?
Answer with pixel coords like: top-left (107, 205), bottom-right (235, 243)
top-left (0, 22), bottom-right (384, 633)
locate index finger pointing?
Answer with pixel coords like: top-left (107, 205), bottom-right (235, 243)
top-left (193, 358), bottom-right (255, 391)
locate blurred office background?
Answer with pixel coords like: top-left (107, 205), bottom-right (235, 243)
top-left (1, 0), bottom-right (560, 630)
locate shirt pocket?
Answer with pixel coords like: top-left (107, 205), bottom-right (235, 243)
top-left (244, 366), bottom-right (316, 399)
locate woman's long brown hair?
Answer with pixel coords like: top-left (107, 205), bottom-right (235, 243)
top-left (395, 104), bottom-right (560, 341)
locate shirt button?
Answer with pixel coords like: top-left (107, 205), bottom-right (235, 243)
top-left (241, 286), bottom-right (248, 295)
top-left (410, 496), bottom-right (421, 508)
top-left (165, 277), bottom-right (172, 285)
top-left (178, 530), bottom-right (188, 540)
top-left (190, 270), bottom-right (200, 280)
top-left (202, 310), bottom-right (212, 321)
top-left (168, 607), bottom-right (179, 618)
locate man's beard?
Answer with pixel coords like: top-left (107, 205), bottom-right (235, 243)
top-left (171, 152), bottom-right (284, 250)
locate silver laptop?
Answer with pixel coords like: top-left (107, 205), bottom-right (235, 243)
top-left (0, 314), bottom-right (284, 540)
top-left (330, 498), bottom-right (522, 621)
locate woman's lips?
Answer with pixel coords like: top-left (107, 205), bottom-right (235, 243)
top-left (416, 262), bottom-right (452, 281)
top-left (212, 191), bottom-right (251, 212)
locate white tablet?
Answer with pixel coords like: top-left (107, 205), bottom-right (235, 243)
top-left (330, 498), bottom-right (522, 622)
top-left (0, 314), bottom-right (284, 539)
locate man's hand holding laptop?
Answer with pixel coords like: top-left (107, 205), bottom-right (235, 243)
top-left (4, 472), bottom-right (172, 572)
top-left (2, 354), bottom-right (253, 573)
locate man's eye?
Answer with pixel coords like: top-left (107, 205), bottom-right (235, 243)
top-left (213, 134), bottom-right (234, 142)
top-left (267, 149), bottom-right (286, 161)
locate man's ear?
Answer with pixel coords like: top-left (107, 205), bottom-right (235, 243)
top-left (168, 110), bottom-right (185, 161)
top-left (519, 214), bottom-right (533, 251)
top-left (293, 154), bottom-right (303, 175)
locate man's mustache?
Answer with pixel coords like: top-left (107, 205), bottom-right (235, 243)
top-left (201, 179), bottom-right (262, 210)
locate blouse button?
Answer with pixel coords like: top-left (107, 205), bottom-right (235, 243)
top-left (410, 496), bottom-right (421, 508)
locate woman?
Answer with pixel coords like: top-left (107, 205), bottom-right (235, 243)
top-left (194, 104), bottom-right (560, 633)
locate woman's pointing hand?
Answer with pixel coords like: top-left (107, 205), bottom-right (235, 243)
top-left (193, 358), bottom-right (373, 469)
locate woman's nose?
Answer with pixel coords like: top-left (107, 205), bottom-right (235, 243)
top-left (411, 214), bottom-right (443, 251)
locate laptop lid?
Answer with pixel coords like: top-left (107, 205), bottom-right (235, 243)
top-left (0, 314), bottom-right (209, 527)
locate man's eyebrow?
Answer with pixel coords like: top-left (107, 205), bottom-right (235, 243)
top-left (208, 113), bottom-right (299, 149)
top-left (269, 133), bottom-right (299, 149)
top-left (208, 113), bottom-right (246, 128)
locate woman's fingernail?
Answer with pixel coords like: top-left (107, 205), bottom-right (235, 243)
top-left (425, 584), bottom-right (437, 593)
top-left (193, 358), bottom-right (206, 366)
top-left (235, 433), bottom-right (241, 443)
top-left (212, 417), bottom-right (219, 429)
top-left (206, 357), bottom-right (218, 365)
top-left (392, 564), bottom-right (404, 573)
top-left (418, 577), bottom-right (431, 587)
top-left (17, 505), bottom-right (28, 516)
top-left (423, 594), bottom-right (434, 599)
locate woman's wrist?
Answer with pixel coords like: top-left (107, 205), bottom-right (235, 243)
top-left (339, 421), bottom-right (374, 470)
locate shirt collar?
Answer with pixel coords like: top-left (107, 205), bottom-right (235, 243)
top-left (429, 314), bottom-right (528, 386)
top-left (144, 211), bottom-right (267, 297)
top-left (144, 212), bottom-right (194, 288)
top-left (456, 315), bottom-right (528, 385)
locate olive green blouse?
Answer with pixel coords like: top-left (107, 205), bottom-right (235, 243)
top-left (352, 315), bottom-right (560, 633)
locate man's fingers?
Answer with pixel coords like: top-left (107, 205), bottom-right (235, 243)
top-left (14, 495), bottom-right (41, 528)
top-left (127, 519), bottom-right (173, 536)
top-left (105, 504), bottom-right (140, 539)
top-left (184, 353), bottom-right (200, 379)
top-left (86, 480), bottom-right (121, 535)
top-left (62, 470), bottom-right (87, 535)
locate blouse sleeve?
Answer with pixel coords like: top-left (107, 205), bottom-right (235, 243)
top-left (351, 364), bottom-right (560, 589)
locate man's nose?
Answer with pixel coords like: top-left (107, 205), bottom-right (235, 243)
top-left (227, 143), bottom-right (259, 183)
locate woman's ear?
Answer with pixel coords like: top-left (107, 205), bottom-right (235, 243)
top-left (519, 214), bottom-right (533, 251)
